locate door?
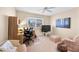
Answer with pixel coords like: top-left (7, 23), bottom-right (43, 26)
top-left (8, 16), bottom-right (18, 40)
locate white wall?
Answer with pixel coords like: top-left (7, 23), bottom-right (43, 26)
top-left (0, 16), bottom-right (8, 42)
top-left (0, 7), bottom-right (16, 16)
top-left (16, 10), bottom-right (50, 25)
top-left (0, 7), bottom-right (16, 43)
top-left (51, 8), bottom-right (79, 38)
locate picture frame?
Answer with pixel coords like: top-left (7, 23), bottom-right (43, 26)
top-left (56, 17), bottom-right (71, 28)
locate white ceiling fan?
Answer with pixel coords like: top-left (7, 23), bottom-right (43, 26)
top-left (42, 7), bottom-right (55, 13)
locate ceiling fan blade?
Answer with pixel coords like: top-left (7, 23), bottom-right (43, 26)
top-left (40, 7), bottom-right (55, 13)
top-left (46, 9), bottom-right (52, 12)
top-left (42, 7), bottom-right (47, 13)
top-left (47, 7), bottom-right (55, 9)
top-left (42, 9), bottom-right (45, 13)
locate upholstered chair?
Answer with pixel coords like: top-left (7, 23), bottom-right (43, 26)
top-left (62, 35), bottom-right (79, 52)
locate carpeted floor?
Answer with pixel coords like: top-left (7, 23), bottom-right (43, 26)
top-left (27, 36), bottom-right (58, 52)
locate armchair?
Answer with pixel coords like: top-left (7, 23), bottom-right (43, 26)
top-left (10, 40), bottom-right (27, 52)
top-left (62, 35), bottom-right (79, 52)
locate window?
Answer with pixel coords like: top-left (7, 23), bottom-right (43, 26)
top-left (28, 17), bottom-right (42, 27)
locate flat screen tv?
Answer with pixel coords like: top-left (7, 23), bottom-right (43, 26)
top-left (56, 17), bottom-right (71, 28)
top-left (41, 25), bottom-right (51, 32)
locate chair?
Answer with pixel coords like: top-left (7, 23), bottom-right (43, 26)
top-left (10, 40), bottom-right (27, 52)
top-left (62, 35), bottom-right (79, 52)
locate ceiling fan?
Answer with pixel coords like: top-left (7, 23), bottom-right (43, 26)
top-left (42, 7), bottom-right (55, 13)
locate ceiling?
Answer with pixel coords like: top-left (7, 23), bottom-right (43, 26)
top-left (16, 7), bottom-right (74, 16)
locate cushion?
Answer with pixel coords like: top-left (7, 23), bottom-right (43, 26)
top-left (0, 47), bottom-right (7, 52)
top-left (17, 44), bottom-right (27, 52)
top-left (73, 35), bottom-right (79, 43)
top-left (50, 35), bottom-right (61, 43)
top-left (10, 40), bottom-right (20, 47)
top-left (0, 41), bottom-right (16, 52)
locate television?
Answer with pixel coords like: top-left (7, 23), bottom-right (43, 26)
top-left (56, 17), bottom-right (71, 28)
top-left (41, 25), bottom-right (51, 32)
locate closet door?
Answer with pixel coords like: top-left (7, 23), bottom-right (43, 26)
top-left (8, 16), bottom-right (18, 40)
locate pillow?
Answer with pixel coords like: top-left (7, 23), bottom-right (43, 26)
top-left (0, 47), bottom-right (7, 52)
top-left (0, 41), bottom-right (16, 52)
top-left (73, 35), bottom-right (79, 43)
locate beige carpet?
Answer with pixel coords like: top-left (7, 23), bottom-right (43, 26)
top-left (27, 36), bottom-right (58, 52)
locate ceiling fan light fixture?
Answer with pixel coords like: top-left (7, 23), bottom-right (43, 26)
top-left (42, 7), bottom-right (55, 13)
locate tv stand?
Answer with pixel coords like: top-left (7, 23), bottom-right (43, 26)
top-left (43, 32), bottom-right (51, 37)
top-left (44, 32), bottom-right (46, 36)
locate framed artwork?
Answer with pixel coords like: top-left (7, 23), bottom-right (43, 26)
top-left (56, 17), bottom-right (71, 28)
top-left (64, 17), bottom-right (71, 28)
